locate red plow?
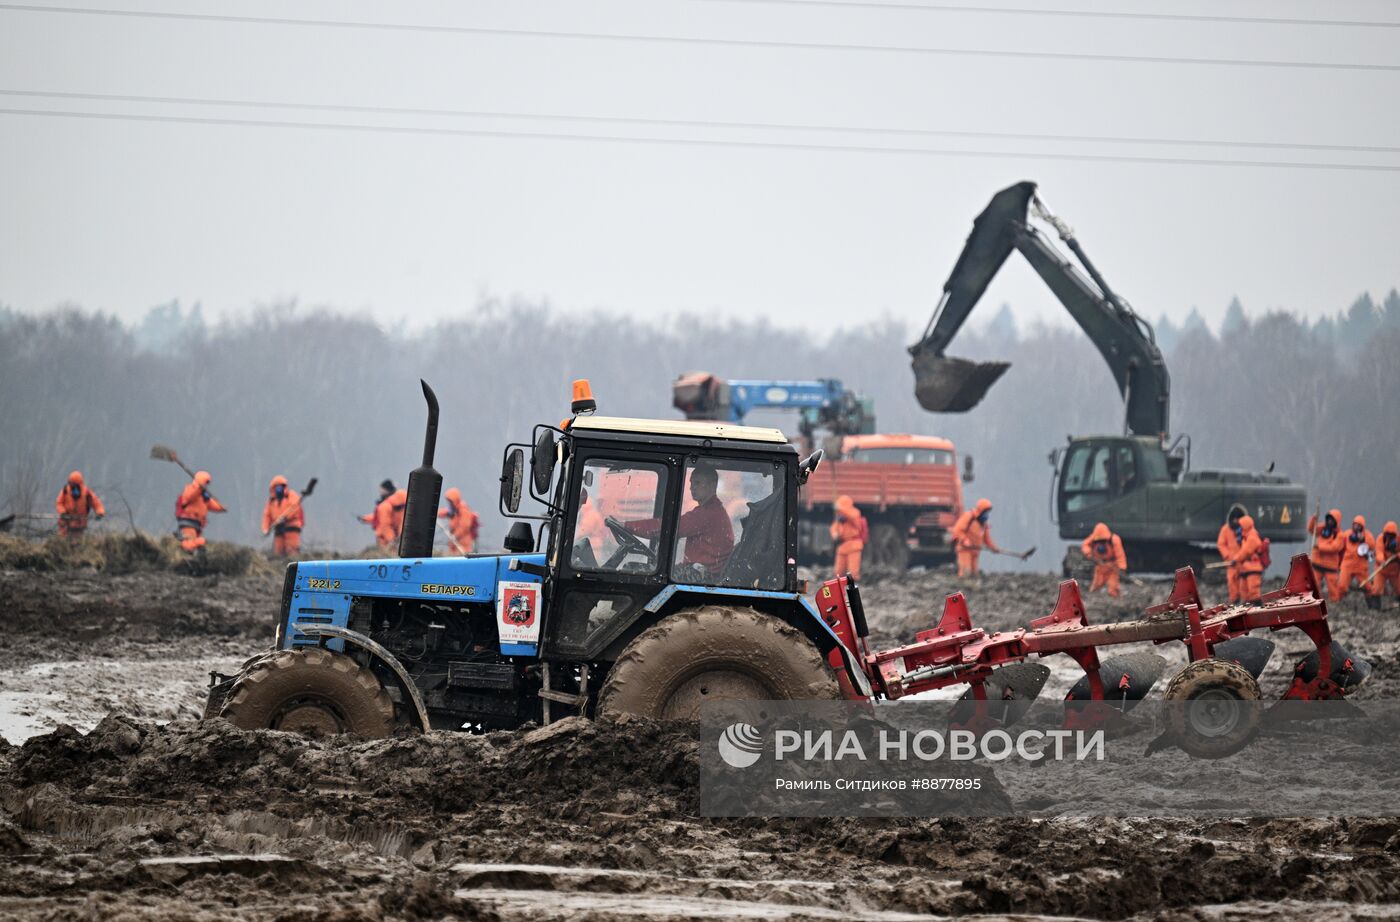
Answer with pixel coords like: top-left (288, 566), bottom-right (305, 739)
top-left (818, 554), bottom-right (1371, 758)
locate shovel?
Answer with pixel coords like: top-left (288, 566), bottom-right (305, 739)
top-left (989, 546), bottom-right (1036, 561)
top-left (436, 518), bottom-right (466, 555)
top-left (150, 444), bottom-right (227, 507)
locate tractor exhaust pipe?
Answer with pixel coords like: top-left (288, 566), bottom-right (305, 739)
top-left (398, 380), bottom-right (443, 559)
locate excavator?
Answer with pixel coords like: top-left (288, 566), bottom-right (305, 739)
top-left (909, 181), bottom-right (1306, 574)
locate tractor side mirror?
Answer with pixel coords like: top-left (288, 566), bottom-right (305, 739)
top-left (798, 449), bottom-right (824, 486)
top-left (501, 448), bottom-right (525, 513)
top-left (963, 454), bottom-right (975, 483)
top-left (532, 430), bottom-right (557, 496)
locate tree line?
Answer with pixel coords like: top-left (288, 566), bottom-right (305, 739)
top-left (1, 295), bottom-right (1395, 569)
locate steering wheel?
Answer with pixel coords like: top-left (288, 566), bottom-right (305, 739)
top-left (602, 516), bottom-right (657, 570)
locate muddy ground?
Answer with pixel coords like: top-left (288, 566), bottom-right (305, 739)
top-left (2, 555), bottom-right (1399, 920)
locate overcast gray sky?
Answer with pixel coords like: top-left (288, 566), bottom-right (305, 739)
top-left (1, 0), bottom-right (1397, 333)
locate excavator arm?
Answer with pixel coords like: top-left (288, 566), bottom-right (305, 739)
top-left (910, 181), bottom-right (1170, 439)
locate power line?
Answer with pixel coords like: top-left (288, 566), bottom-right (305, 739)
top-left (699, 0), bottom-right (1400, 29)
top-left (3, 105), bottom-right (1397, 173)
top-left (1, 3), bottom-right (1396, 72)
top-left (5, 87), bottom-right (1398, 156)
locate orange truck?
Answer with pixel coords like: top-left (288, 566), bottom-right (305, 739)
top-left (799, 433), bottom-right (968, 569)
top-left (673, 372), bottom-right (969, 569)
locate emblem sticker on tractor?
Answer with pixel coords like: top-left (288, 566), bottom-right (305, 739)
top-left (496, 581), bottom-right (541, 646)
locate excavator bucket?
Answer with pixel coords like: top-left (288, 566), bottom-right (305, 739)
top-left (1295, 640), bottom-right (1372, 691)
top-left (1065, 652), bottom-right (1167, 712)
top-left (909, 181), bottom-right (1035, 413)
top-left (950, 663), bottom-right (1050, 728)
top-left (1212, 636), bottom-right (1275, 680)
top-left (911, 353), bottom-right (1011, 413)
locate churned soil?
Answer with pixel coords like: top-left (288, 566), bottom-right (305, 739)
top-left (0, 561), bottom-right (1398, 919)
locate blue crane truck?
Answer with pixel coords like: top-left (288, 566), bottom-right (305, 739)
top-left (204, 380), bottom-right (872, 735)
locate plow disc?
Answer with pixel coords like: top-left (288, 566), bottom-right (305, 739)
top-left (1295, 641), bottom-right (1371, 690)
top-left (1066, 653), bottom-right (1167, 711)
top-left (910, 352), bottom-right (1010, 413)
top-left (1212, 636), bottom-right (1276, 679)
top-left (951, 663), bottom-right (1050, 728)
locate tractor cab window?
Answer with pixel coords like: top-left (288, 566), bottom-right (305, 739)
top-left (569, 459), bottom-right (668, 575)
top-left (1062, 443), bottom-right (1113, 512)
top-left (673, 458), bottom-right (786, 590)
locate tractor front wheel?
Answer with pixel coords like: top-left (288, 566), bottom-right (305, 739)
top-left (1161, 658), bottom-right (1261, 758)
top-left (218, 648), bottom-right (396, 738)
top-left (597, 606), bottom-right (841, 720)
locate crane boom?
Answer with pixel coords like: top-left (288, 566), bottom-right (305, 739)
top-left (909, 180), bottom-right (1170, 440)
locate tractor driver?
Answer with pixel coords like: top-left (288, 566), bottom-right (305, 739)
top-left (628, 463), bottom-right (734, 577)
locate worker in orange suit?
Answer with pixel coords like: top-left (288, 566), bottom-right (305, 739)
top-left (359, 480), bottom-right (407, 549)
top-left (175, 470), bottom-right (226, 552)
top-left (1229, 515), bottom-right (1266, 603)
top-left (260, 475), bottom-right (304, 557)
top-left (1080, 522), bottom-right (1127, 597)
top-left (1216, 508), bottom-right (1245, 602)
top-left (1370, 521), bottom-right (1400, 608)
top-left (438, 487), bottom-right (480, 555)
top-left (830, 495), bottom-right (867, 581)
top-left (1306, 508), bottom-right (1347, 600)
top-left (951, 498), bottom-right (1000, 578)
top-left (1332, 514), bottom-right (1376, 602)
top-left (54, 470), bottom-right (104, 539)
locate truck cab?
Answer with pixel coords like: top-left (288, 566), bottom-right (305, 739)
top-left (207, 385), bottom-right (870, 736)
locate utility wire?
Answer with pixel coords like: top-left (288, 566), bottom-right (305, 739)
top-left (4, 88), bottom-right (1398, 156)
top-left (3, 105), bottom-right (1398, 173)
top-left (0, 3), bottom-right (1395, 72)
top-left (698, 0), bottom-right (1400, 30)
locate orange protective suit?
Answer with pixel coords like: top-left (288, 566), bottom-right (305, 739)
top-left (1333, 515), bottom-right (1376, 601)
top-left (1371, 521), bottom-right (1400, 601)
top-left (1080, 522), bottom-right (1126, 598)
top-left (1307, 509), bottom-right (1347, 599)
top-left (175, 471), bottom-right (226, 551)
top-left (54, 471), bottom-right (104, 538)
top-left (1217, 518), bottom-right (1243, 602)
top-left (261, 475), bottom-right (304, 557)
top-left (1230, 515), bottom-right (1265, 603)
top-left (829, 495), bottom-right (866, 581)
top-left (951, 498), bottom-right (999, 578)
top-left (438, 487), bottom-right (480, 555)
top-left (370, 489), bottom-right (408, 549)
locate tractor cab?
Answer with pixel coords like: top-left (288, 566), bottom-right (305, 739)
top-left (499, 403), bottom-right (808, 662)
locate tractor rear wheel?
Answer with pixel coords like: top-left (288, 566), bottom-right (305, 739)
top-left (597, 606), bottom-right (841, 720)
top-left (219, 648), bottom-right (396, 738)
top-left (1162, 658), bottom-right (1261, 758)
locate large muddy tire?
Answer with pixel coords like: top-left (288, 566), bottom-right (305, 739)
top-left (219, 648), bottom-right (395, 738)
top-left (1162, 658), bottom-right (1261, 758)
top-left (866, 523), bottom-right (911, 572)
top-left (597, 606), bottom-right (842, 720)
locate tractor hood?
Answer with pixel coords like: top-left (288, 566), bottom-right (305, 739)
top-left (284, 553), bottom-right (547, 656)
top-left (291, 554), bottom-right (544, 602)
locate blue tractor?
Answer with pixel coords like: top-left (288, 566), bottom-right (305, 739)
top-left (205, 380), bottom-right (872, 735)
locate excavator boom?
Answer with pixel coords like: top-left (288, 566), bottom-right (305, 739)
top-left (910, 181), bottom-right (1170, 439)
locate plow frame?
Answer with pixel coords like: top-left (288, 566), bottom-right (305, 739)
top-left (814, 554), bottom-right (1345, 720)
